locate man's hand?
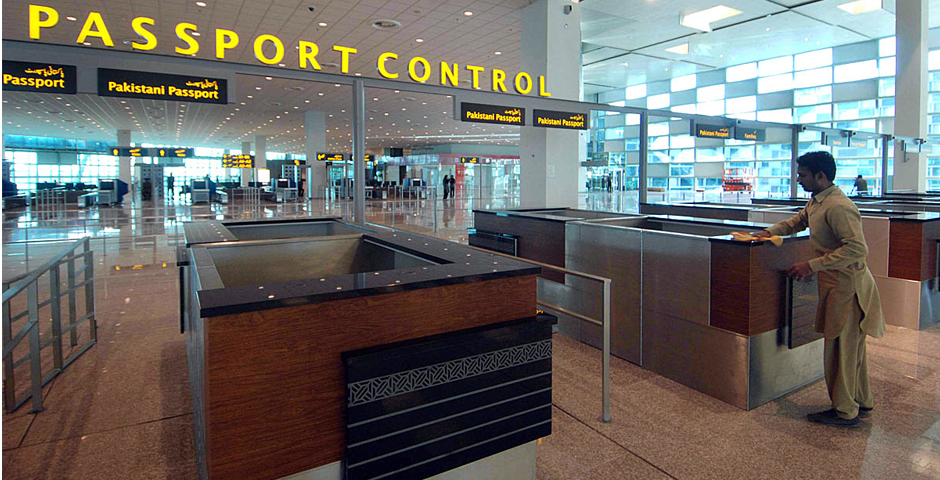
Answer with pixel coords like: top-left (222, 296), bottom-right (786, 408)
top-left (751, 230), bottom-right (772, 238)
top-left (785, 261), bottom-right (813, 281)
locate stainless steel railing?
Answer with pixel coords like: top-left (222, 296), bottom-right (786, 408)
top-left (2, 237), bottom-right (97, 413)
top-left (467, 245), bottom-right (612, 423)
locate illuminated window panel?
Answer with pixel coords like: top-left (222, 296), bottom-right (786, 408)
top-left (879, 37), bottom-right (896, 58)
top-left (834, 60), bottom-right (878, 83)
top-left (794, 67), bottom-right (832, 88)
top-left (758, 73), bottom-right (793, 93)
top-left (758, 56), bottom-right (793, 77)
top-left (648, 93), bottom-right (670, 110)
top-left (670, 74), bottom-right (696, 92)
top-left (625, 84), bottom-right (647, 100)
top-left (794, 86), bottom-right (832, 106)
top-left (725, 95), bottom-right (756, 114)
top-left (795, 49), bottom-right (832, 71)
top-left (726, 63), bottom-right (758, 82)
top-left (697, 84), bottom-right (725, 102)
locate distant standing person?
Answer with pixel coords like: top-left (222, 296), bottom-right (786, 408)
top-left (442, 175), bottom-right (450, 199)
top-left (449, 175), bottom-right (456, 197)
top-left (167, 174), bottom-right (175, 197)
top-left (853, 175), bottom-right (869, 196)
top-left (753, 151), bottom-right (885, 428)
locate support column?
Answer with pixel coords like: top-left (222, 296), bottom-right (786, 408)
top-left (241, 141), bottom-right (252, 186)
top-left (352, 79), bottom-right (366, 225)
top-left (520, 0), bottom-right (581, 208)
top-left (255, 136), bottom-right (267, 185)
top-left (117, 130), bottom-right (131, 185)
top-left (305, 110), bottom-right (328, 198)
top-left (893, 0), bottom-right (928, 192)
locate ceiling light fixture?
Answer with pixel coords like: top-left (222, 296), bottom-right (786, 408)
top-left (665, 43), bottom-right (689, 55)
top-left (837, 0), bottom-right (882, 15)
top-left (464, 11), bottom-right (473, 16)
top-left (66, 16), bottom-right (77, 21)
top-left (495, 51), bottom-right (502, 55)
top-left (196, 1), bottom-right (207, 7)
top-left (680, 5), bottom-right (742, 32)
top-left (416, 38), bottom-right (424, 43)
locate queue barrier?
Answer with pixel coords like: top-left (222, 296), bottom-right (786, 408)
top-left (2, 237), bottom-right (97, 413)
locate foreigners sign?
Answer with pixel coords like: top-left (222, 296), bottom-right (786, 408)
top-left (532, 109), bottom-right (587, 130)
top-left (460, 102), bottom-right (524, 126)
top-left (2, 60), bottom-right (76, 94)
top-left (98, 68), bottom-right (227, 104)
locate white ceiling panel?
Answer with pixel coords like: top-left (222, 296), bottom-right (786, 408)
top-left (794, 0), bottom-right (897, 39)
top-left (581, 0), bottom-right (787, 52)
top-left (636, 11), bottom-right (868, 70)
top-left (584, 53), bottom-right (706, 89)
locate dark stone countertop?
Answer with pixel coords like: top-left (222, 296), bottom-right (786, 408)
top-left (192, 230), bottom-right (541, 317)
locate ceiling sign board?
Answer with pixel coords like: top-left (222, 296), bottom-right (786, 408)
top-left (533, 109), bottom-right (587, 130)
top-left (461, 157), bottom-right (480, 164)
top-left (822, 134), bottom-right (848, 147)
top-left (98, 68), bottom-right (227, 105)
top-left (694, 123), bottom-right (731, 139)
top-left (733, 127), bottom-right (766, 142)
top-left (460, 103), bottom-right (525, 126)
top-left (111, 147), bottom-right (194, 157)
top-left (363, 154), bottom-right (375, 162)
top-left (3, 60), bottom-right (76, 94)
top-left (849, 138), bottom-right (869, 148)
top-left (223, 154), bottom-right (254, 168)
top-left (317, 153), bottom-right (346, 162)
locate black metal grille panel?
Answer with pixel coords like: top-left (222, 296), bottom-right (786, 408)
top-left (343, 315), bottom-right (555, 480)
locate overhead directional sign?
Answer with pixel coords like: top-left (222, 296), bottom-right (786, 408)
top-left (98, 68), bottom-right (227, 105)
top-left (733, 127), bottom-right (766, 142)
top-left (317, 152), bottom-right (346, 162)
top-left (460, 102), bottom-right (525, 126)
top-left (821, 133), bottom-right (868, 148)
top-left (3, 61), bottom-right (76, 94)
top-left (533, 109), bottom-right (587, 130)
top-left (111, 147), bottom-right (194, 157)
top-left (461, 157), bottom-right (481, 164)
top-left (694, 123), bottom-right (731, 139)
top-left (223, 154), bottom-right (254, 168)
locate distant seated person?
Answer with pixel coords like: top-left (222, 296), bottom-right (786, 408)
top-left (853, 175), bottom-right (869, 195)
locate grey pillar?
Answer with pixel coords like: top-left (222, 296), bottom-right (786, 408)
top-left (638, 113), bottom-right (649, 204)
top-left (790, 126), bottom-right (800, 198)
top-left (305, 110), bottom-right (328, 198)
top-left (352, 79), bottom-right (366, 225)
top-left (241, 141), bottom-right (252, 186)
top-left (117, 130), bottom-right (131, 185)
top-left (519, 0), bottom-right (581, 208)
top-left (255, 136), bottom-right (267, 185)
top-left (892, 0), bottom-right (928, 192)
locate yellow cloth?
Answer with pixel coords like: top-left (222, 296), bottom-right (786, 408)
top-left (729, 231), bottom-right (783, 246)
top-left (766, 185), bottom-right (886, 339)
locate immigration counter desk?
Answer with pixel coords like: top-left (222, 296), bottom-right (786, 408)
top-left (472, 209), bottom-right (821, 411)
top-left (180, 218), bottom-right (551, 480)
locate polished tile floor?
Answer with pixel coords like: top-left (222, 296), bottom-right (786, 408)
top-left (2, 193), bottom-right (938, 479)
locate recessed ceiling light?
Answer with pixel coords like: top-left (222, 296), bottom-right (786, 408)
top-left (665, 43), bottom-right (689, 55)
top-left (837, 0), bottom-right (882, 15)
top-left (464, 11), bottom-right (473, 16)
top-left (416, 38), bottom-right (424, 43)
top-left (196, 1), bottom-right (207, 7)
top-left (66, 16), bottom-right (77, 21)
top-left (680, 5), bottom-right (742, 32)
top-left (83, 42), bottom-right (91, 46)
top-left (494, 51), bottom-right (502, 56)
top-left (622, 61), bottom-right (629, 67)
top-left (192, 32), bottom-right (201, 37)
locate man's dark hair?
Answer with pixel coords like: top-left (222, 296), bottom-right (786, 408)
top-left (797, 151), bottom-right (836, 182)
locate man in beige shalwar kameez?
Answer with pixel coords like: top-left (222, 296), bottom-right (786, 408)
top-left (755, 151), bottom-right (885, 428)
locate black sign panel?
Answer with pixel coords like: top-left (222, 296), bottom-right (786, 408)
top-left (111, 147), bottom-right (194, 158)
top-left (223, 154), bottom-right (254, 168)
top-left (694, 123), bottom-right (731, 139)
top-left (364, 154), bottom-right (375, 162)
top-left (317, 152), bottom-right (346, 162)
top-left (3, 61), bottom-right (76, 94)
top-left (533, 109), bottom-right (587, 130)
top-left (461, 102), bottom-right (524, 126)
top-left (733, 127), bottom-right (766, 142)
top-left (98, 68), bottom-right (227, 105)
